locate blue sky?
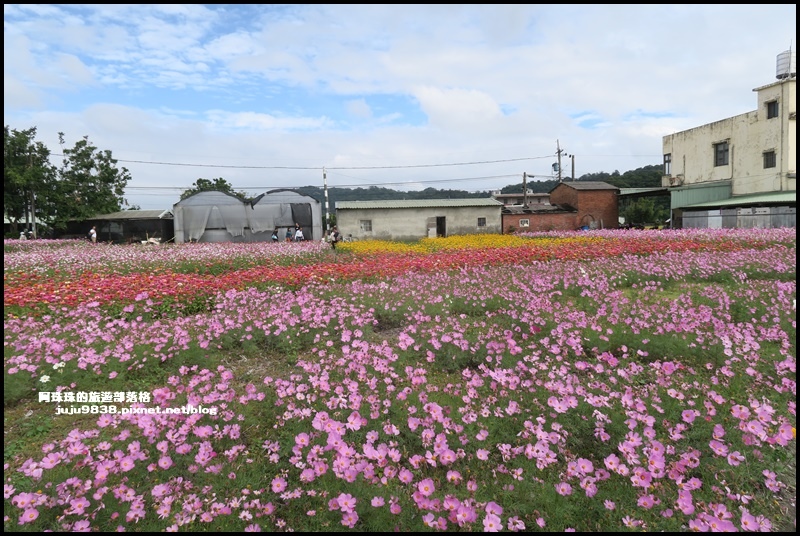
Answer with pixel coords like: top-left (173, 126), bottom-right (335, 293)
top-left (4, 4), bottom-right (797, 210)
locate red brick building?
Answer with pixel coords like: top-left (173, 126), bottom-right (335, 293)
top-left (501, 181), bottom-right (619, 233)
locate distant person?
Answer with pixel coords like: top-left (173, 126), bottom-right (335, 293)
top-left (19, 231), bottom-right (27, 240)
top-left (285, 227), bottom-right (293, 242)
top-left (89, 226), bottom-right (97, 243)
top-left (329, 226), bottom-right (340, 250)
top-left (294, 226), bottom-right (305, 242)
top-left (271, 228), bottom-right (279, 242)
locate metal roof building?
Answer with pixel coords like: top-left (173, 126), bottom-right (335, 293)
top-left (335, 198), bottom-right (502, 241)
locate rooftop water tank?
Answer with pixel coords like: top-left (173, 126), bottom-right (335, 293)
top-left (776, 50), bottom-right (796, 79)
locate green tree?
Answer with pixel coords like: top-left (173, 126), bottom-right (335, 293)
top-left (46, 133), bottom-right (131, 231)
top-left (180, 177), bottom-right (247, 200)
top-left (4, 126), bottom-right (57, 236)
top-left (621, 197), bottom-right (669, 227)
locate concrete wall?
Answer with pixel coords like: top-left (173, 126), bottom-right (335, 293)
top-left (336, 206), bottom-right (502, 241)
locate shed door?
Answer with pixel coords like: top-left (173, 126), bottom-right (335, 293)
top-left (436, 216), bottom-right (446, 237)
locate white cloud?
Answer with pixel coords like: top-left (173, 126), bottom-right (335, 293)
top-left (414, 86), bottom-right (504, 128)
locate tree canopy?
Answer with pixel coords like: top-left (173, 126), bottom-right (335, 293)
top-left (180, 177), bottom-right (247, 200)
top-left (5, 127), bottom-right (131, 233)
top-left (4, 126), bottom-right (56, 234)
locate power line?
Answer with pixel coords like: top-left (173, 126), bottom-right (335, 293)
top-left (50, 153), bottom-right (553, 170)
top-left (124, 173), bottom-right (524, 192)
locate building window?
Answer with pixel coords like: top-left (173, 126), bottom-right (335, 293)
top-left (713, 141), bottom-right (729, 167)
top-left (766, 100), bottom-right (779, 119)
top-left (763, 150), bottom-right (776, 169)
top-left (519, 219), bottom-right (530, 227)
top-left (359, 220), bottom-right (372, 232)
top-left (477, 217), bottom-right (486, 228)
top-left (664, 153), bottom-right (671, 176)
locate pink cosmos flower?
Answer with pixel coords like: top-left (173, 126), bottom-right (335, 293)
top-left (709, 440), bottom-right (729, 456)
top-left (637, 494), bottom-right (657, 509)
top-left (456, 505), bottom-right (477, 526)
top-left (19, 508), bottom-right (39, 525)
top-left (398, 468), bottom-right (413, 484)
top-left (676, 490), bottom-right (694, 515)
top-left (446, 470), bottom-right (462, 484)
top-left (295, 433), bottom-right (310, 447)
top-left (69, 497), bottom-right (90, 515)
top-left (483, 513), bottom-right (502, 532)
top-left (271, 476), bottom-right (287, 493)
top-left (485, 501), bottom-right (503, 516)
top-left (555, 482), bottom-right (572, 496)
top-left (119, 456), bottom-right (135, 472)
top-left (506, 514), bottom-right (526, 531)
top-left (72, 520), bottom-right (92, 532)
top-left (340, 511), bottom-right (359, 528)
top-left (439, 448), bottom-right (457, 465)
top-left (417, 478), bottom-right (435, 497)
top-left (731, 404), bottom-right (751, 419)
top-left (422, 513), bottom-right (436, 527)
top-left (337, 493), bottom-right (357, 513)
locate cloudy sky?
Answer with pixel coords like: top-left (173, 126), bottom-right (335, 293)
top-left (4, 4), bottom-right (797, 210)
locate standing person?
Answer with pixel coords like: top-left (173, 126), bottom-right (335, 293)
top-left (294, 225), bottom-right (305, 242)
top-left (89, 226), bottom-right (97, 243)
top-left (271, 228), bottom-right (279, 242)
top-left (285, 227), bottom-right (293, 242)
top-left (329, 226), bottom-right (340, 250)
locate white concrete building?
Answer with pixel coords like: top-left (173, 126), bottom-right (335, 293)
top-left (662, 51), bottom-right (796, 228)
top-left (335, 199), bottom-right (503, 241)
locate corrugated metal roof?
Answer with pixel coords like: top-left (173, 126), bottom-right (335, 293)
top-left (619, 187), bottom-right (670, 197)
top-left (88, 209), bottom-right (173, 220)
top-left (336, 198), bottom-right (503, 210)
top-left (502, 204), bottom-right (573, 214)
top-left (553, 181), bottom-right (619, 191)
top-left (683, 191), bottom-right (796, 209)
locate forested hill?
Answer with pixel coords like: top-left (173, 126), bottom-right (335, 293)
top-left (294, 164), bottom-right (663, 205)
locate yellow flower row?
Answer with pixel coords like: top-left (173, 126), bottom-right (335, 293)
top-left (337, 233), bottom-right (600, 255)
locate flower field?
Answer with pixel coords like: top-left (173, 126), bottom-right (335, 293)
top-left (3, 228), bottom-right (796, 532)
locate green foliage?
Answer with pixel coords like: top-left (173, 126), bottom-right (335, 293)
top-left (47, 133), bottom-right (131, 230)
top-left (180, 177), bottom-right (248, 200)
top-left (3, 368), bottom-right (37, 407)
top-left (3, 126), bottom-right (57, 235)
top-left (620, 197), bottom-right (669, 226)
top-left (4, 413), bottom-right (53, 464)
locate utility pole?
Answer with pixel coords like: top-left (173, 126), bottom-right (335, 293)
top-left (27, 149), bottom-right (37, 238)
top-left (323, 167), bottom-right (330, 235)
top-left (555, 139), bottom-right (565, 182)
top-left (522, 172), bottom-right (528, 206)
